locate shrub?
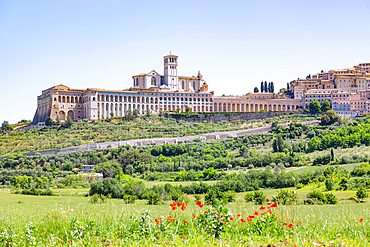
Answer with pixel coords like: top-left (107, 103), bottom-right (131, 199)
top-left (325, 179), bottom-right (335, 191)
top-left (205, 188), bottom-right (235, 205)
top-left (325, 193), bottom-right (338, 204)
top-left (356, 186), bottom-right (369, 201)
top-left (272, 189), bottom-right (298, 205)
top-left (244, 190), bottom-right (266, 205)
top-left (122, 195), bottom-right (137, 204)
top-left (147, 191), bottom-right (161, 205)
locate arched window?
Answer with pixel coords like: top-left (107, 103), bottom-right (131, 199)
top-left (151, 77), bottom-right (156, 86)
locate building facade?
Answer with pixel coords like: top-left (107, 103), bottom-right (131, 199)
top-left (33, 58), bottom-right (370, 124)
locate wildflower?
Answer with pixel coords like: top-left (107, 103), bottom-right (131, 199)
top-left (283, 223), bottom-right (288, 226)
top-left (240, 218), bottom-right (246, 223)
top-left (360, 218), bottom-right (364, 222)
top-left (230, 216), bottom-right (233, 221)
top-left (180, 235), bottom-right (185, 239)
top-left (299, 221), bottom-right (302, 225)
top-left (70, 240), bottom-right (73, 243)
top-left (270, 203), bottom-right (278, 208)
top-left (155, 219), bottom-right (160, 225)
top-left (196, 201), bottom-right (204, 208)
top-left (184, 220), bottom-right (188, 224)
top-left (259, 206), bottom-right (266, 210)
top-left (314, 222), bottom-right (318, 225)
top-left (284, 214), bottom-right (290, 219)
top-left (168, 216), bottom-right (175, 222)
top-left (204, 210), bottom-right (209, 214)
top-left (177, 202), bottom-right (181, 207)
top-left (247, 218), bottom-right (252, 222)
top-left (248, 215), bottom-right (254, 219)
top-left (291, 220), bottom-right (294, 223)
top-left (172, 206), bottom-right (177, 210)
top-left (288, 223), bottom-right (293, 228)
top-left (237, 214), bottom-right (241, 218)
top-left (254, 211), bottom-right (259, 216)
top-left (117, 232), bottom-right (120, 235)
top-left (267, 201), bottom-right (272, 205)
top-left (267, 209), bottom-right (272, 214)
top-left (181, 202), bottom-right (187, 211)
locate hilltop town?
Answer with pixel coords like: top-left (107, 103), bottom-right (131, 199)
top-left (32, 54), bottom-right (370, 128)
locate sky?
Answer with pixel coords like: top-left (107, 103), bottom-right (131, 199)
top-left (1, 0), bottom-right (370, 124)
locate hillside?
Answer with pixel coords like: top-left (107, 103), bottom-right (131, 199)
top-left (0, 114), bottom-right (314, 156)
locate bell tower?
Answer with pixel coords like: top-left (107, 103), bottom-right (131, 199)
top-left (163, 54), bottom-right (178, 91)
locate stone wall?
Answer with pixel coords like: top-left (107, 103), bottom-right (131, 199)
top-left (169, 112), bottom-right (304, 123)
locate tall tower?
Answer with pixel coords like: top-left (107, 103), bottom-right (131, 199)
top-left (163, 54), bottom-right (178, 91)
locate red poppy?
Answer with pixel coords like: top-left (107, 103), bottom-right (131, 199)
top-left (180, 235), bottom-right (185, 239)
top-left (283, 223), bottom-right (288, 226)
top-left (254, 211), bottom-right (259, 216)
top-left (172, 206), bottom-right (177, 210)
top-left (59, 241), bottom-right (63, 244)
top-left (70, 240), bottom-right (73, 243)
top-left (360, 218), bottom-right (364, 222)
top-left (170, 201), bottom-right (177, 207)
top-left (177, 202), bottom-right (181, 207)
top-left (261, 212), bottom-right (265, 216)
top-left (196, 201), bottom-right (201, 205)
top-left (230, 216), bottom-right (233, 221)
top-left (314, 222), bottom-right (317, 225)
top-left (204, 210), bottom-right (209, 214)
top-left (155, 219), bottom-right (160, 225)
top-left (267, 201), bottom-right (272, 205)
top-left (168, 216), bottom-right (175, 222)
top-left (247, 218), bottom-right (252, 222)
top-left (259, 206), bottom-right (266, 210)
top-left (237, 214), bottom-right (241, 217)
top-left (240, 218), bottom-right (246, 223)
top-left (299, 221), bottom-right (302, 224)
top-left (248, 215), bottom-right (254, 219)
top-left (117, 232), bottom-right (121, 235)
top-left (184, 220), bottom-right (188, 224)
top-left (288, 223), bottom-right (293, 228)
top-left (181, 202), bottom-right (187, 211)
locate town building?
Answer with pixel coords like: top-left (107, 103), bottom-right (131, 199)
top-left (33, 58), bottom-right (370, 125)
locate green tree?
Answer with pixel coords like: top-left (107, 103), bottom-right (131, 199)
top-left (260, 82), bottom-right (264, 92)
top-left (133, 109), bottom-right (139, 117)
top-left (254, 87), bottom-right (259, 93)
top-left (125, 110), bottom-right (133, 120)
top-left (264, 81), bottom-right (267, 93)
top-left (1, 121), bottom-right (14, 133)
top-left (287, 82), bottom-right (290, 90)
top-left (321, 114), bottom-right (330, 125)
top-left (325, 179), bottom-right (335, 191)
top-left (270, 82), bottom-right (274, 93)
top-left (110, 112), bottom-right (114, 118)
top-left (176, 107), bottom-right (181, 113)
top-left (331, 148), bottom-right (334, 161)
top-left (309, 101), bottom-right (321, 114)
top-left (272, 134), bottom-right (285, 152)
top-left (66, 115), bottom-right (73, 127)
top-left (56, 116), bottom-right (61, 125)
top-left (146, 106), bottom-right (150, 117)
top-left (356, 186), bottom-right (369, 201)
top-left (322, 100), bottom-right (331, 112)
top-left (45, 117), bottom-right (53, 127)
top-left (185, 106), bottom-right (191, 114)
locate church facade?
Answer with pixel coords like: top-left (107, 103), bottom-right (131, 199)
top-left (32, 54), bottom-right (214, 124)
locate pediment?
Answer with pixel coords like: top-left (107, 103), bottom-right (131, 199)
top-left (147, 70), bottom-right (160, 76)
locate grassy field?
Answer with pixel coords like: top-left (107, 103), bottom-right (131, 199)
top-left (0, 188), bottom-right (368, 246)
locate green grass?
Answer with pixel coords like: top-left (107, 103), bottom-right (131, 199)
top-left (0, 192), bottom-right (369, 246)
top-left (286, 163), bottom-right (359, 174)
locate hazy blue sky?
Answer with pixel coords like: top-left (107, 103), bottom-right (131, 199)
top-left (1, 0), bottom-right (370, 124)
